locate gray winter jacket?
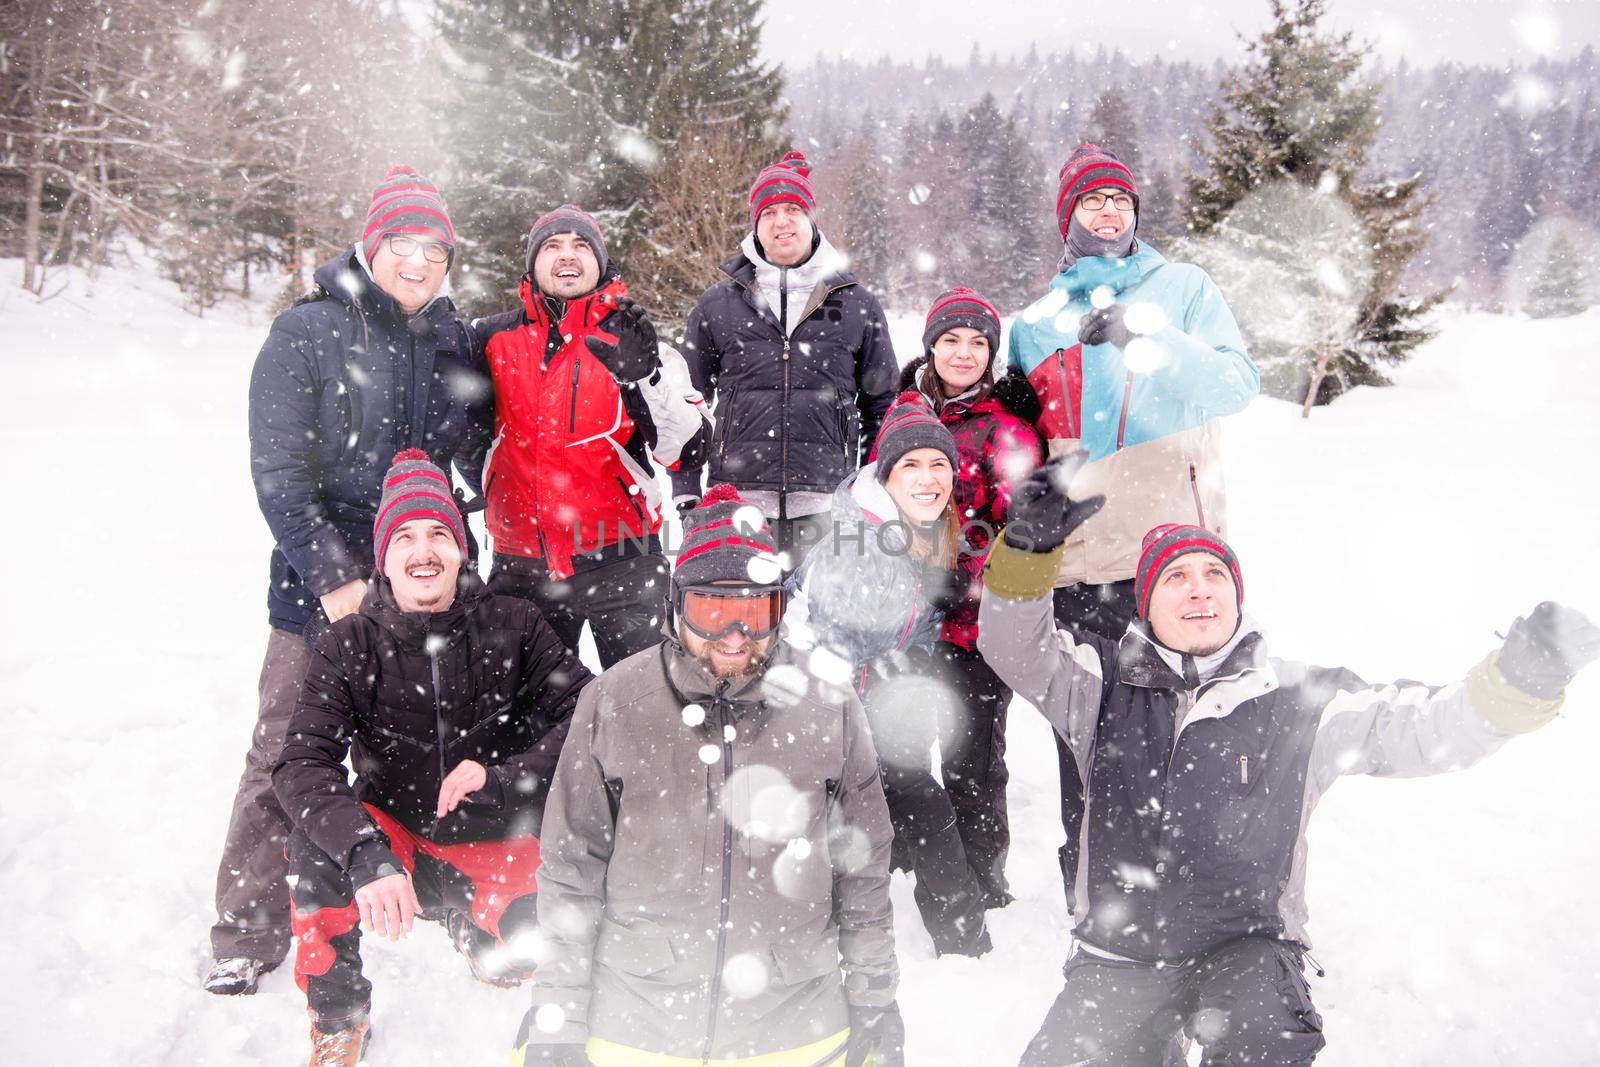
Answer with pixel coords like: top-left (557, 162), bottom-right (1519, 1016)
top-left (785, 463), bottom-right (944, 690)
top-left (517, 636), bottom-right (898, 1062)
top-left (977, 538), bottom-right (1565, 961)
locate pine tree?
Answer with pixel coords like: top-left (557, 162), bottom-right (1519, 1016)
top-left (1184, 0), bottom-right (1444, 408)
top-left (1525, 230), bottom-right (1594, 317)
top-left (435, 0), bottom-right (783, 314)
top-left (1083, 86), bottom-right (1144, 175)
top-left (838, 126), bottom-right (893, 301)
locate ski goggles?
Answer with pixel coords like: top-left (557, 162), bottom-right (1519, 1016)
top-left (675, 583), bottom-right (785, 641)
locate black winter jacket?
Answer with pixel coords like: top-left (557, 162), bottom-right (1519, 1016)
top-left (273, 573), bottom-right (592, 871)
top-left (249, 250), bottom-right (490, 634)
top-left (670, 248), bottom-right (898, 500)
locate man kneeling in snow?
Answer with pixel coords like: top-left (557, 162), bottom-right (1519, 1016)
top-left (274, 450), bottom-right (591, 1066)
top-left (978, 453), bottom-right (1600, 1066)
top-left (512, 486), bottom-right (903, 1067)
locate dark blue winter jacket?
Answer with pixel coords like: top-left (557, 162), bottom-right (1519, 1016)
top-left (248, 250), bottom-right (489, 634)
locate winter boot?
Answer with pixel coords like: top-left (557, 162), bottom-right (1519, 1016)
top-left (446, 910), bottom-right (528, 987)
top-left (203, 956), bottom-right (277, 995)
top-left (307, 1017), bottom-right (371, 1067)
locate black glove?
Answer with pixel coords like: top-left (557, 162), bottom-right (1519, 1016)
top-left (585, 298), bottom-right (659, 382)
top-left (1001, 450), bottom-right (1107, 554)
top-left (675, 496), bottom-right (702, 521)
top-left (846, 1002), bottom-right (906, 1067)
top-left (1078, 302), bottom-right (1133, 348)
top-left (1498, 601), bottom-right (1600, 699)
top-left (523, 1044), bottom-right (589, 1066)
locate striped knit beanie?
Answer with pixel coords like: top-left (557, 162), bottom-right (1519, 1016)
top-left (870, 391), bottom-right (959, 484)
top-left (749, 150), bottom-right (817, 230)
top-left (672, 484), bottom-right (781, 591)
top-left (922, 286), bottom-right (1002, 357)
top-left (1055, 144), bottom-right (1139, 240)
top-left (361, 165), bottom-right (455, 264)
top-left (1134, 523), bottom-right (1242, 621)
top-left (372, 449), bottom-right (468, 572)
top-left (525, 204), bottom-right (608, 280)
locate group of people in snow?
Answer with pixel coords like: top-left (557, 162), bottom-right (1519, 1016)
top-left (205, 146), bottom-right (1600, 1067)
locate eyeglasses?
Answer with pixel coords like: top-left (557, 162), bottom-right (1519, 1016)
top-left (1078, 191), bottom-right (1135, 212)
top-left (384, 234), bottom-right (452, 264)
top-left (676, 584), bottom-right (785, 642)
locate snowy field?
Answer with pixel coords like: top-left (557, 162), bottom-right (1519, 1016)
top-left (1, 262), bottom-right (1597, 1065)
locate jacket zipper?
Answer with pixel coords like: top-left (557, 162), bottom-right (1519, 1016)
top-left (716, 387), bottom-right (735, 462)
top-left (428, 630), bottom-right (448, 838)
top-left (779, 270), bottom-right (790, 496)
top-left (567, 350), bottom-right (582, 433)
top-left (1056, 346), bottom-right (1071, 439)
top-left (1115, 370), bottom-right (1134, 451)
top-left (1189, 463), bottom-right (1207, 528)
top-left (701, 691), bottom-right (737, 1063)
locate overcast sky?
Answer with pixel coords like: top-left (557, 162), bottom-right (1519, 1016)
top-left (756, 0), bottom-right (1599, 69)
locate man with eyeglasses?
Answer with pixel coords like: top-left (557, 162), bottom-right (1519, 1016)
top-left (1004, 144), bottom-right (1261, 910)
top-left (512, 484), bottom-right (904, 1067)
top-left (206, 164), bottom-right (490, 996)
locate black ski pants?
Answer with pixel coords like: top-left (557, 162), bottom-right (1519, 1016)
top-left (865, 663), bottom-right (990, 956)
top-left (932, 641), bottom-right (1014, 905)
top-left (1020, 937), bottom-right (1325, 1067)
top-left (1050, 579), bottom-right (1138, 909)
top-left (489, 545), bottom-right (669, 669)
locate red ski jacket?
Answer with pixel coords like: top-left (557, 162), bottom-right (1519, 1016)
top-left (480, 275), bottom-right (663, 578)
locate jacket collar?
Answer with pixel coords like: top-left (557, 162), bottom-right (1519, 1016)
top-left (362, 570), bottom-right (489, 651)
top-left (1116, 615), bottom-right (1267, 692)
top-left (314, 248), bottom-right (458, 333)
top-left (517, 266), bottom-right (627, 333)
top-left (659, 632), bottom-right (794, 715)
top-left (1049, 240), bottom-right (1166, 299)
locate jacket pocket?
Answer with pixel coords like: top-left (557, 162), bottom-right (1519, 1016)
top-left (596, 924), bottom-right (677, 978)
top-left (770, 936), bottom-right (839, 985)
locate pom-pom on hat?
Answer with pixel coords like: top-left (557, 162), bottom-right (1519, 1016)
top-left (372, 448), bottom-right (467, 573)
top-left (869, 391), bottom-right (959, 484)
top-left (749, 150), bottom-right (817, 230)
top-left (1055, 144), bottom-right (1139, 240)
top-left (1134, 523), bottom-right (1242, 621)
top-left (673, 484), bottom-right (781, 591)
top-left (361, 164), bottom-right (455, 264)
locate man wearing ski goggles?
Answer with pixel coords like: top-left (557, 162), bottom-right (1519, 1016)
top-left (675, 582), bottom-right (785, 641)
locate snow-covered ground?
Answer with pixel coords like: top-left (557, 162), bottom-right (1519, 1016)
top-left (2, 262), bottom-right (1596, 1064)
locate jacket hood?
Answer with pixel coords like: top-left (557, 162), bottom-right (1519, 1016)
top-left (1048, 240), bottom-right (1168, 298)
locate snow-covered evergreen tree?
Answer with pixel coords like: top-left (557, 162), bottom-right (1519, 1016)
top-left (435, 0), bottom-right (783, 313)
top-left (1524, 230), bottom-right (1595, 318)
top-left (1185, 0), bottom-right (1444, 406)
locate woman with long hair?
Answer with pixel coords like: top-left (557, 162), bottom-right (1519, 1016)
top-left (901, 288), bottom-right (1045, 908)
top-left (785, 392), bottom-right (992, 957)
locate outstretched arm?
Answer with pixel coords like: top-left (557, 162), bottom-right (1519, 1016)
top-left (1307, 602), bottom-right (1598, 799)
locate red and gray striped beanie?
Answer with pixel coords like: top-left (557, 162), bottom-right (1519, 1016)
top-left (360, 164), bottom-right (455, 263)
top-left (372, 449), bottom-right (467, 572)
top-left (672, 484), bottom-right (780, 590)
top-left (869, 391), bottom-right (959, 483)
top-left (1135, 523), bottom-right (1242, 620)
top-left (749, 150), bottom-right (817, 230)
top-left (922, 286), bottom-right (1002, 356)
top-left (525, 203), bottom-right (608, 279)
top-left (1055, 144), bottom-right (1139, 240)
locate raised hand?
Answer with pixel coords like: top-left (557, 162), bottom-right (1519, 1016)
top-left (1078, 303), bottom-right (1133, 348)
top-left (586, 298), bottom-right (660, 383)
top-left (1001, 449), bottom-right (1107, 554)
